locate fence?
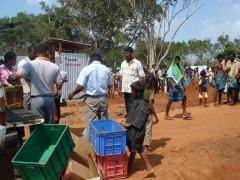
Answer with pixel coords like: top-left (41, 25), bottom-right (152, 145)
top-left (56, 52), bottom-right (89, 99)
top-left (0, 53), bottom-right (89, 99)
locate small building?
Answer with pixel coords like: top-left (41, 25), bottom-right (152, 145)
top-left (43, 38), bottom-right (91, 99)
top-left (0, 38), bottom-right (91, 99)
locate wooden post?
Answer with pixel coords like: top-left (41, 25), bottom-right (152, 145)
top-left (59, 41), bottom-right (62, 54)
top-left (112, 75), bottom-right (115, 99)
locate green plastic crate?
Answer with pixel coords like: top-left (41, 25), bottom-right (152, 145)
top-left (12, 124), bottom-right (75, 180)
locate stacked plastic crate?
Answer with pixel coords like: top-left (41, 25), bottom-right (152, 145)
top-left (89, 119), bottom-right (128, 180)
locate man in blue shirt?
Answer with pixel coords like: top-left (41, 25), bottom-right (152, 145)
top-left (69, 48), bottom-right (112, 137)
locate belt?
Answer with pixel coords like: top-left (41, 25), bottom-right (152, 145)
top-left (86, 94), bottom-right (107, 98)
top-left (31, 94), bottom-right (54, 98)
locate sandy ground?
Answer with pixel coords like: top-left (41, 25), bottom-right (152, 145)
top-left (1, 81), bottom-right (240, 180)
top-left (61, 102), bottom-right (240, 180)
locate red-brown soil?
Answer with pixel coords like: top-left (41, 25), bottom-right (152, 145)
top-left (1, 80), bottom-right (240, 180)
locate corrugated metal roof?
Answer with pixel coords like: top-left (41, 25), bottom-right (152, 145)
top-left (43, 38), bottom-right (91, 53)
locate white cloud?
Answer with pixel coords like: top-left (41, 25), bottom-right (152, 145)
top-left (199, 19), bottom-right (240, 41)
top-left (197, 0), bottom-right (240, 41)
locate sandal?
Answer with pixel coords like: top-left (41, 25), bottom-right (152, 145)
top-left (165, 116), bottom-right (173, 120)
top-left (182, 114), bottom-right (191, 119)
top-left (145, 168), bottom-right (155, 178)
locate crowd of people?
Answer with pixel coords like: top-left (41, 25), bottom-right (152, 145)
top-left (1, 44), bottom-right (240, 177)
top-left (108, 48), bottom-right (240, 175)
top-left (119, 50), bottom-right (240, 109)
top-left (1, 44), bottom-right (68, 144)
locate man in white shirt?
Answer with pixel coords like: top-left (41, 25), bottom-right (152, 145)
top-left (120, 47), bottom-right (145, 114)
top-left (17, 45), bottom-right (36, 110)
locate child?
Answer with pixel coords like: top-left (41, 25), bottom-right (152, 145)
top-left (199, 70), bottom-right (208, 107)
top-left (121, 81), bottom-right (154, 176)
top-left (209, 66), bottom-right (217, 106)
top-left (143, 75), bottom-right (159, 153)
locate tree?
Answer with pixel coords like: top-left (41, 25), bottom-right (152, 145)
top-left (39, 1), bottom-right (89, 42)
top-left (127, 0), bottom-right (203, 66)
top-left (0, 13), bottom-right (44, 54)
top-left (223, 42), bottom-right (236, 58)
top-left (216, 34), bottom-right (230, 52)
top-left (103, 48), bottom-right (123, 67)
top-left (61, 0), bottom-right (130, 49)
top-left (188, 39), bottom-right (212, 64)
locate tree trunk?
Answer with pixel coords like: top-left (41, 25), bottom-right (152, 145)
top-left (146, 30), bottom-right (156, 66)
top-left (148, 42), bottom-right (156, 66)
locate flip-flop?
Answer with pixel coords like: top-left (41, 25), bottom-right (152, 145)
top-left (182, 114), bottom-right (191, 119)
top-left (165, 116), bottom-right (173, 120)
top-left (145, 169), bottom-right (155, 177)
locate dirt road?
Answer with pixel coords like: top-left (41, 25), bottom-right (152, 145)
top-left (61, 100), bottom-right (240, 180)
top-left (1, 81), bottom-right (240, 180)
top-left (126, 104), bottom-right (240, 180)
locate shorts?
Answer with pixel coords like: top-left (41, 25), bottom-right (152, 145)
top-left (159, 79), bottom-right (164, 86)
top-left (199, 92), bottom-right (208, 99)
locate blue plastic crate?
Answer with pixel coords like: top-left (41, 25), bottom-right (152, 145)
top-left (89, 120), bottom-right (126, 156)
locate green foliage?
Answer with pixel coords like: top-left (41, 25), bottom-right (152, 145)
top-left (216, 34), bottom-right (230, 51)
top-left (40, 1), bottom-right (89, 42)
top-left (62, 0), bottom-right (130, 49)
top-left (134, 40), bottom-right (148, 65)
top-left (103, 48), bottom-right (123, 67)
top-left (0, 13), bottom-right (44, 55)
top-left (0, 1), bottom-right (239, 67)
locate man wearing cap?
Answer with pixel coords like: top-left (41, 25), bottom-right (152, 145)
top-left (120, 47), bottom-right (145, 115)
top-left (69, 48), bottom-right (112, 137)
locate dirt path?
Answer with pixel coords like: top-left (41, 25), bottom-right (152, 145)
top-left (61, 102), bottom-right (240, 180)
top-left (1, 81), bottom-right (239, 179)
top-left (127, 104), bottom-right (240, 180)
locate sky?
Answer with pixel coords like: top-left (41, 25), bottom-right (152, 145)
top-left (0, 0), bottom-right (240, 42)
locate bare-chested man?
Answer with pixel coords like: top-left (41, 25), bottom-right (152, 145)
top-left (213, 54), bottom-right (226, 105)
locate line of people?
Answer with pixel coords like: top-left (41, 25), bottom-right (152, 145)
top-left (194, 52), bottom-right (240, 107)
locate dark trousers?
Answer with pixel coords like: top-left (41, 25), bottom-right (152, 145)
top-left (54, 97), bottom-right (61, 124)
top-left (235, 84), bottom-right (240, 102)
top-left (124, 93), bottom-right (133, 115)
top-left (16, 127), bottom-right (25, 146)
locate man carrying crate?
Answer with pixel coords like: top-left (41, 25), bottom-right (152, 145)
top-left (69, 48), bottom-right (112, 138)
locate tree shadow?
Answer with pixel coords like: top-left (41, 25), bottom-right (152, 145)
top-left (61, 99), bottom-right (68, 106)
top-left (61, 112), bottom-right (74, 118)
top-left (151, 138), bottom-right (171, 152)
top-left (128, 138), bottom-right (171, 178)
top-left (70, 127), bottom-right (85, 137)
top-left (129, 153), bottom-right (164, 177)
